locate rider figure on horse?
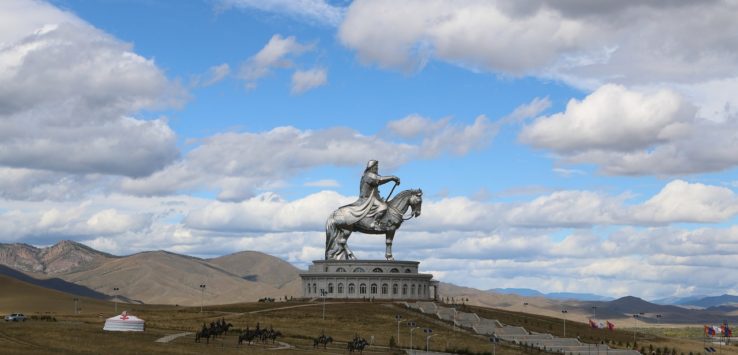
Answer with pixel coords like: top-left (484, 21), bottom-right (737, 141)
top-left (344, 160), bottom-right (400, 231)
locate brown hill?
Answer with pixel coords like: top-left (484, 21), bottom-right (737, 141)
top-left (208, 250), bottom-right (301, 288)
top-left (0, 273), bottom-right (112, 315)
top-left (0, 240), bottom-right (114, 276)
top-left (60, 250), bottom-right (289, 306)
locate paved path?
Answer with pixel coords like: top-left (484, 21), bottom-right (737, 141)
top-left (154, 332), bottom-right (193, 343)
top-left (266, 341), bottom-right (292, 350)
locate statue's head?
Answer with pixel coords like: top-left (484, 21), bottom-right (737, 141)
top-left (365, 159), bottom-right (378, 173)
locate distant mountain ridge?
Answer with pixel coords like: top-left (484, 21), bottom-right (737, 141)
top-left (0, 240), bottom-right (115, 275)
top-left (0, 240), bottom-right (304, 306)
top-left (490, 288), bottom-right (614, 301)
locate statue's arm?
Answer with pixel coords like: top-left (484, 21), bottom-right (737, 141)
top-left (366, 172), bottom-right (400, 186)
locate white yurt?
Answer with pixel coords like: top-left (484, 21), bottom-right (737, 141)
top-left (103, 311), bottom-right (145, 332)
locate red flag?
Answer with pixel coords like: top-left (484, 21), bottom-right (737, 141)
top-left (606, 321), bottom-right (615, 331)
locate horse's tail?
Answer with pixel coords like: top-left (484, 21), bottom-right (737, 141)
top-left (325, 213), bottom-right (339, 259)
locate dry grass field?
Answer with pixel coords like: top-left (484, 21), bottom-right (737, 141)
top-left (464, 304), bottom-right (738, 355)
top-left (0, 301), bottom-right (521, 354)
top-left (3, 274), bottom-right (735, 355)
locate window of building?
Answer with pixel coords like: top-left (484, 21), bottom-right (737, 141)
top-left (402, 284), bottom-right (408, 295)
top-left (381, 283), bottom-right (388, 294)
top-left (392, 284), bottom-right (398, 295)
top-left (371, 283), bottom-right (378, 294)
top-left (372, 267), bottom-right (383, 273)
top-left (353, 267), bottom-right (365, 273)
top-left (312, 283), bottom-right (317, 294)
top-left (328, 283), bottom-right (334, 294)
top-left (390, 268), bottom-right (399, 273)
top-left (359, 283), bottom-right (367, 294)
top-left (349, 283), bottom-right (355, 294)
top-left (405, 268), bottom-right (412, 273)
top-left (411, 284), bottom-right (416, 295)
top-left (338, 283), bottom-right (344, 294)
top-left (336, 267), bottom-right (347, 272)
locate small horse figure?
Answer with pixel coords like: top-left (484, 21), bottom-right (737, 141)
top-left (326, 189), bottom-right (422, 260)
top-left (313, 334), bottom-right (333, 348)
top-left (195, 323), bottom-right (211, 344)
top-left (237, 326), bottom-right (256, 345)
top-left (347, 335), bottom-right (369, 353)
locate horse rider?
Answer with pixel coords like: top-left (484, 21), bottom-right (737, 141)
top-left (343, 160), bottom-right (400, 230)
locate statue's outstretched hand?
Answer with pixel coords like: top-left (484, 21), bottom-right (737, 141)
top-left (394, 176), bottom-right (401, 185)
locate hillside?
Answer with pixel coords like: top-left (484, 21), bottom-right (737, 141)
top-left (61, 250), bottom-right (288, 305)
top-left (208, 250), bottom-right (301, 288)
top-left (0, 274), bottom-right (112, 315)
top-left (0, 240), bottom-right (114, 276)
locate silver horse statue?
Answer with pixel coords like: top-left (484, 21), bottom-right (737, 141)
top-left (325, 188), bottom-right (422, 260)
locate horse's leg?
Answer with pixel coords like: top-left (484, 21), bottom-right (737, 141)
top-left (385, 231), bottom-right (395, 260)
top-left (337, 229), bottom-right (353, 260)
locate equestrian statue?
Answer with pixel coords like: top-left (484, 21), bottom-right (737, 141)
top-left (325, 160), bottom-right (422, 260)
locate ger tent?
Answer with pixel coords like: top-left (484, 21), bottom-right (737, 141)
top-left (103, 311), bottom-right (144, 332)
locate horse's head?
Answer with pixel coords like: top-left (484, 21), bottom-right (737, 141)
top-left (409, 189), bottom-right (422, 217)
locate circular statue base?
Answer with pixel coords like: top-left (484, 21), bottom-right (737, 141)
top-left (300, 260), bottom-right (438, 300)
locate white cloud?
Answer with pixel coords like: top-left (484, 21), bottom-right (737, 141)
top-left (121, 116), bottom-right (495, 200)
top-left (387, 115), bottom-right (498, 157)
top-left (291, 68), bottom-right (327, 94)
top-left (631, 180), bottom-right (738, 224)
top-left (184, 190), bottom-right (352, 232)
top-left (339, 0), bottom-right (589, 73)
top-left (520, 84), bottom-right (692, 153)
top-left (304, 179), bottom-right (339, 188)
top-left (339, 0), bottom-right (738, 86)
top-left (239, 34), bottom-right (313, 89)
top-left (194, 63), bottom-right (230, 87)
top-left (0, 0), bottom-right (183, 178)
top-left (217, 0), bottom-right (345, 27)
top-left (519, 84), bottom-right (738, 175)
top-left (502, 97), bottom-right (552, 124)
top-left (505, 190), bottom-right (622, 228)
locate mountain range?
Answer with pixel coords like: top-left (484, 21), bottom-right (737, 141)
top-left (2, 240), bottom-right (738, 324)
top-left (0, 240), bottom-right (302, 306)
top-left (490, 288), bottom-right (614, 301)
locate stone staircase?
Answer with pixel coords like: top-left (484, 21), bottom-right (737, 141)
top-left (404, 302), bottom-right (641, 355)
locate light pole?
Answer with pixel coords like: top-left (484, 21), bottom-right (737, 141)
top-left (321, 289), bottom-right (327, 320)
top-left (408, 321), bottom-right (417, 354)
top-left (199, 284), bottom-right (206, 313)
top-left (592, 306), bottom-right (598, 320)
top-left (523, 302), bottom-right (529, 324)
top-left (490, 334), bottom-right (499, 355)
top-left (424, 328), bottom-right (435, 353)
top-left (632, 314), bottom-right (639, 348)
top-left (395, 314), bottom-right (402, 346)
top-left (562, 309), bottom-right (568, 337)
top-left (73, 298), bottom-right (79, 315)
top-left (656, 314), bottom-right (662, 325)
top-left (113, 287), bottom-right (119, 314)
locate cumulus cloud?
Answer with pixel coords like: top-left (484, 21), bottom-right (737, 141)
top-left (121, 116), bottom-right (495, 201)
top-left (216, 0), bottom-right (345, 27)
top-left (631, 180), bottom-right (738, 224)
top-left (519, 84), bottom-right (738, 175)
top-left (339, 0), bottom-right (738, 86)
top-left (340, 0), bottom-right (589, 73)
top-left (239, 34), bottom-right (313, 89)
top-left (0, 0), bottom-right (183, 178)
top-left (520, 85), bottom-right (692, 153)
top-left (291, 68), bottom-right (327, 94)
top-left (386, 115), bottom-right (498, 157)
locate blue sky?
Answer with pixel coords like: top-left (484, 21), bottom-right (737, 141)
top-left (3, 0), bottom-right (738, 300)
